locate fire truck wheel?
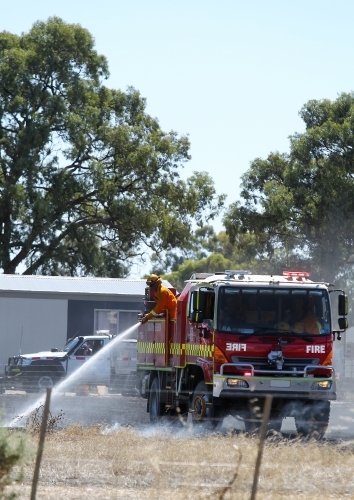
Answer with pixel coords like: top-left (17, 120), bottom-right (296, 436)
top-left (149, 377), bottom-right (165, 424)
top-left (294, 401), bottom-right (330, 439)
top-left (191, 381), bottom-right (218, 429)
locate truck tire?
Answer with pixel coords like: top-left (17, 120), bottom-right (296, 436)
top-left (149, 377), bottom-right (165, 424)
top-left (26, 372), bottom-right (59, 393)
top-left (294, 401), bottom-right (330, 439)
top-left (191, 380), bottom-right (219, 430)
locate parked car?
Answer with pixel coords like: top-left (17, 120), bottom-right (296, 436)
top-left (5, 334), bottom-right (113, 392)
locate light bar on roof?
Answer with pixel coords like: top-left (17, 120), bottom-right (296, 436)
top-left (283, 271), bottom-right (310, 278)
top-left (225, 270), bottom-right (252, 275)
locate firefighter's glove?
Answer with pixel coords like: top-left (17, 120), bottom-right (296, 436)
top-left (141, 316), bottom-right (148, 324)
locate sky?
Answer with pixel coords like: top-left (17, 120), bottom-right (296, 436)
top-left (2, 0), bottom-right (354, 277)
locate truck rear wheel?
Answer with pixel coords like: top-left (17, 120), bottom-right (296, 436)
top-left (294, 401), bottom-right (330, 439)
top-left (149, 377), bottom-right (165, 424)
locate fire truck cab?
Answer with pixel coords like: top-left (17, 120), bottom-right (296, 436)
top-left (137, 270), bottom-right (348, 437)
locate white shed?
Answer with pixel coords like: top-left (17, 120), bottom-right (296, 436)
top-left (0, 275), bottom-right (147, 374)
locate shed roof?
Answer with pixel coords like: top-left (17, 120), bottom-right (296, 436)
top-left (0, 274), bottom-right (149, 297)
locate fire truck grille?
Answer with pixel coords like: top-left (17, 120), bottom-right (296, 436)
top-left (231, 356), bottom-right (320, 372)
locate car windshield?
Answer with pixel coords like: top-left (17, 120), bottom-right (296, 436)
top-left (217, 287), bottom-right (331, 336)
top-left (63, 337), bottom-right (82, 352)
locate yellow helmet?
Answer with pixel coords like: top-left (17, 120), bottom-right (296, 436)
top-left (146, 274), bottom-right (161, 285)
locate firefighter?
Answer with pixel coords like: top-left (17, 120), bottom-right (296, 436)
top-left (285, 297), bottom-right (322, 335)
top-left (141, 274), bottom-right (177, 324)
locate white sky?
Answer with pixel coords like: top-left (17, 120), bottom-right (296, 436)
top-left (2, 0), bottom-right (354, 277)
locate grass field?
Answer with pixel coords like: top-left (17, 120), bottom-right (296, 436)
top-left (5, 424), bottom-right (354, 500)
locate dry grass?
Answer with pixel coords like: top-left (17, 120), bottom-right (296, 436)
top-left (6, 424), bottom-right (354, 500)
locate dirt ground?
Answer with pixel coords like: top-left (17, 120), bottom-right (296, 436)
top-left (0, 389), bottom-right (150, 429)
top-left (2, 391), bottom-right (354, 499)
top-left (4, 425), bottom-right (354, 500)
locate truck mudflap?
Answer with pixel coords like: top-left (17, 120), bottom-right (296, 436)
top-left (213, 363), bottom-right (336, 400)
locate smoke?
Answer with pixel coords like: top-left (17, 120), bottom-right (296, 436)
top-left (101, 422), bottom-right (121, 434)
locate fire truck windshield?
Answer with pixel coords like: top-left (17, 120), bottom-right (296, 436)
top-left (217, 287), bottom-right (331, 336)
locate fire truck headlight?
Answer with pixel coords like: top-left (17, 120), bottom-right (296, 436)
top-left (227, 378), bottom-right (249, 388)
top-left (311, 380), bottom-right (332, 390)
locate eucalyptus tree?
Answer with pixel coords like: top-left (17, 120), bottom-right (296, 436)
top-left (0, 17), bottom-right (224, 276)
top-left (224, 92), bottom-right (354, 285)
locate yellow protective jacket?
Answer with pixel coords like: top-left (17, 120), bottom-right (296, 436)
top-left (302, 315), bottom-right (322, 335)
top-left (146, 283), bottom-right (177, 321)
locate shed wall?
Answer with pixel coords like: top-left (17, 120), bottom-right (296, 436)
top-left (67, 300), bottom-right (143, 339)
top-left (0, 297), bottom-right (68, 373)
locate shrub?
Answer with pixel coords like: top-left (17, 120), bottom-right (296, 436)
top-left (24, 405), bottom-right (65, 434)
top-left (0, 427), bottom-right (28, 500)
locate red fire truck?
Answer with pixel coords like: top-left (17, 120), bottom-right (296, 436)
top-left (137, 270), bottom-right (348, 436)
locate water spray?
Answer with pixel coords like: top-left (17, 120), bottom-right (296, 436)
top-left (3, 322), bottom-right (140, 428)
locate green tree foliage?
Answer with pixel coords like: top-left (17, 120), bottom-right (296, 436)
top-left (149, 225), bottom-right (220, 276)
top-left (0, 17), bottom-right (224, 276)
top-left (223, 92), bottom-right (354, 286)
top-left (158, 228), bottom-right (273, 291)
top-left (0, 427), bottom-right (28, 500)
top-left (164, 253), bottom-right (234, 291)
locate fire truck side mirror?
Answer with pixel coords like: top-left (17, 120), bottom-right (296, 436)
top-left (338, 294), bottom-right (348, 316)
top-left (338, 317), bottom-right (348, 330)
